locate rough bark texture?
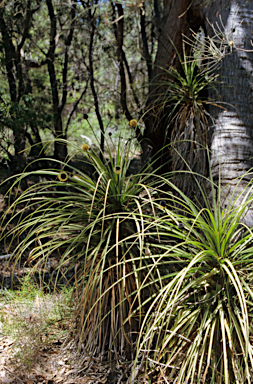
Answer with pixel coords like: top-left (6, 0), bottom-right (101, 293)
top-left (46, 0), bottom-right (76, 162)
top-left (46, 0), bottom-right (65, 161)
top-left (147, 0), bottom-right (253, 224)
top-left (88, 5), bottom-right (105, 156)
top-left (201, 0), bottom-right (253, 225)
top-left (142, 0), bottom-right (201, 170)
top-left (116, 3), bottom-right (132, 121)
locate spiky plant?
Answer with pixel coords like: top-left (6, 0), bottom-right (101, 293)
top-left (131, 166), bottom-right (253, 384)
top-left (151, 40), bottom-right (219, 199)
top-left (1, 130), bottom-right (160, 363)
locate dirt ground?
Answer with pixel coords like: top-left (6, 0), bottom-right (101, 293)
top-left (0, 177), bottom-right (141, 384)
top-left (0, 335), bottom-right (116, 384)
top-left (0, 255), bottom-right (128, 384)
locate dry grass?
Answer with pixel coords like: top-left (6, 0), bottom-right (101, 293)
top-left (0, 276), bottom-right (73, 369)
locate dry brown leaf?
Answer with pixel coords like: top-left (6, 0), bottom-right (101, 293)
top-left (76, 379), bottom-right (90, 384)
top-left (65, 369), bottom-right (77, 376)
top-left (55, 375), bottom-right (65, 383)
top-left (35, 294), bottom-right (41, 308)
top-left (33, 365), bottom-right (47, 378)
top-left (0, 378), bottom-right (13, 384)
top-left (0, 355), bottom-right (6, 365)
top-left (0, 338), bottom-right (14, 350)
top-left (57, 367), bottom-right (66, 376)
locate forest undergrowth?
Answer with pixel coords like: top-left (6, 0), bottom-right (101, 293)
top-left (1, 129), bottom-right (253, 384)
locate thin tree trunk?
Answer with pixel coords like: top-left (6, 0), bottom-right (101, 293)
top-left (46, 0), bottom-right (65, 161)
top-left (116, 3), bottom-right (132, 121)
top-left (46, 0), bottom-right (76, 162)
top-left (88, 6), bottom-right (105, 157)
top-left (140, 5), bottom-right (152, 85)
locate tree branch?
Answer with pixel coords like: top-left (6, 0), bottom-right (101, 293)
top-left (116, 2), bottom-right (132, 121)
top-left (0, 10), bottom-right (17, 102)
top-left (65, 79), bottom-right (89, 135)
top-left (46, 0), bottom-right (66, 161)
top-left (122, 49), bottom-right (141, 113)
top-left (25, 59), bottom-right (48, 68)
top-left (46, 0), bottom-right (60, 127)
top-left (140, 5), bottom-right (152, 84)
top-left (87, 3), bottom-right (105, 155)
top-left (61, 1), bottom-right (76, 112)
top-left (18, 0), bottom-right (31, 52)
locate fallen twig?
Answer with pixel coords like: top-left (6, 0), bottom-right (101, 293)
top-left (0, 254), bottom-right (13, 260)
top-left (3, 366), bottom-right (24, 384)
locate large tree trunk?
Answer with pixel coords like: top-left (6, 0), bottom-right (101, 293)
top-left (146, 0), bottom-right (253, 225)
top-left (201, 0), bottom-right (253, 225)
top-left (142, 0), bottom-right (202, 172)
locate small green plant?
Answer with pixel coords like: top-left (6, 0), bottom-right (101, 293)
top-left (131, 164), bottom-right (253, 383)
top-left (16, 274), bottom-right (42, 301)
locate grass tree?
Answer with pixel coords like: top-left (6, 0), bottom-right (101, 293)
top-left (1, 128), bottom-right (161, 363)
top-left (131, 164), bottom-right (253, 383)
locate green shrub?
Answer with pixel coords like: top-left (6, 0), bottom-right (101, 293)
top-left (1, 130), bottom-right (161, 362)
top-left (131, 168), bottom-right (253, 383)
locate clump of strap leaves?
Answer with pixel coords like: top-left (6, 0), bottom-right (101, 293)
top-left (130, 163), bottom-right (253, 384)
top-left (1, 129), bottom-right (163, 368)
top-left (2, 136), bottom-right (253, 383)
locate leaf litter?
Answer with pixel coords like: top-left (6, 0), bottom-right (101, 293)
top-left (0, 291), bottom-right (116, 384)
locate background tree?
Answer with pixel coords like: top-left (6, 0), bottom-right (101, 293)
top-left (201, 0), bottom-right (253, 226)
top-left (0, 0), bottom-right (153, 172)
top-left (139, 0), bottom-right (253, 224)
top-left (1, 0), bottom-right (252, 215)
top-left (141, 0), bottom-right (202, 170)
top-left (0, 0), bottom-right (42, 171)
top-left (0, 0), bottom-right (90, 169)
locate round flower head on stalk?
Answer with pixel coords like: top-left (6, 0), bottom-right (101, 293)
top-left (82, 143), bottom-right (89, 152)
top-left (58, 171), bottom-right (68, 182)
top-left (83, 113), bottom-right (88, 120)
top-left (159, 200), bottom-right (167, 210)
top-left (129, 119), bottom-right (138, 128)
top-left (114, 165), bottom-right (121, 175)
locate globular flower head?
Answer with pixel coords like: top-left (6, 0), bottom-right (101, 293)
top-left (82, 143), bottom-right (89, 152)
top-left (129, 119), bottom-right (138, 128)
top-left (58, 171), bottom-right (68, 182)
top-left (178, 222), bottom-right (185, 230)
top-left (83, 113), bottom-right (88, 120)
top-left (114, 165), bottom-right (121, 175)
top-left (159, 200), bottom-right (167, 209)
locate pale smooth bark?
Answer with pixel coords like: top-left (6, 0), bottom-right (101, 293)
top-left (201, 0), bottom-right (253, 225)
top-left (145, 0), bottom-right (253, 223)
